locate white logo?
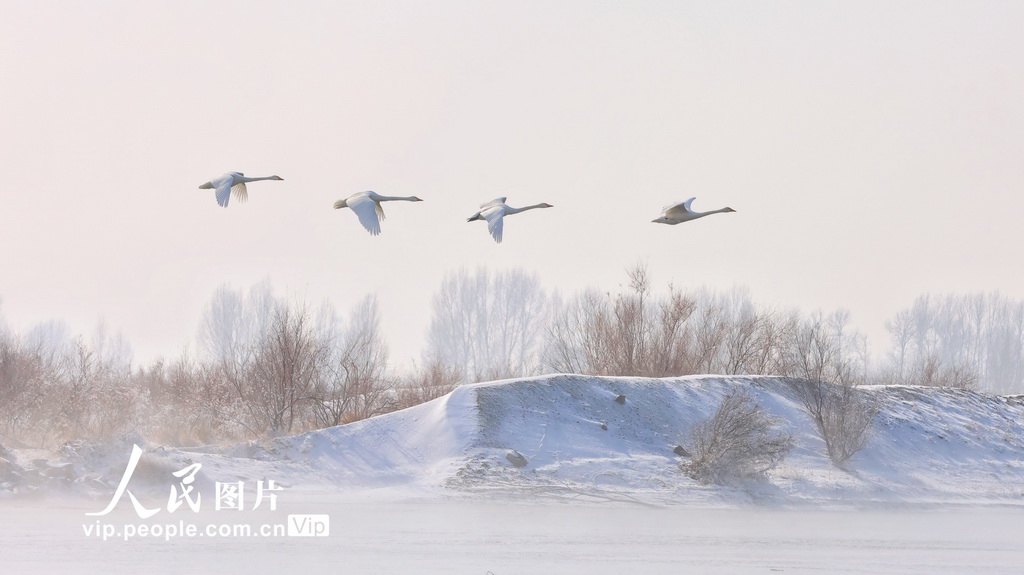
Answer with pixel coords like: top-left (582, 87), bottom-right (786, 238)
top-left (87, 444), bottom-right (283, 518)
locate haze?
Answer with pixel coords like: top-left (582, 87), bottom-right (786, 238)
top-left (1, 1), bottom-right (1022, 366)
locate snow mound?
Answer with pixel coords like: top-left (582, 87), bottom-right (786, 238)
top-left (6, 374), bottom-right (1024, 506)
top-left (254, 374), bottom-right (1024, 505)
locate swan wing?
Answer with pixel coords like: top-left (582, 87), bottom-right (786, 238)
top-left (483, 206), bottom-right (505, 243)
top-left (663, 197), bottom-right (696, 218)
top-left (480, 197), bottom-right (507, 209)
top-left (347, 193), bottom-right (382, 235)
top-left (231, 182), bottom-right (249, 204)
top-left (214, 177), bottom-right (235, 207)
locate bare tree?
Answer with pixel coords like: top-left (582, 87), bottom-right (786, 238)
top-left (544, 264), bottom-right (700, 377)
top-left (394, 358), bottom-right (461, 411)
top-left (0, 331), bottom-right (48, 441)
top-left (790, 378), bottom-right (876, 468)
top-left (310, 296), bottom-right (393, 427)
top-left (881, 292), bottom-right (1024, 393)
top-left (648, 286), bottom-right (697, 376)
top-left (425, 267), bottom-right (548, 382)
top-left (198, 280), bottom-right (276, 368)
top-left (780, 310), bottom-right (866, 386)
top-left (199, 284), bottom-right (326, 436)
top-left (244, 303), bottom-right (324, 434)
top-left (690, 292), bottom-right (729, 374)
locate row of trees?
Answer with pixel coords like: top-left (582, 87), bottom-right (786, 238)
top-left (1, 266), bottom-right (1022, 448)
top-left (883, 293), bottom-right (1024, 393)
top-left (0, 284), bottom-right (456, 447)
top-left (427, 265), bottom-right (1024, 394)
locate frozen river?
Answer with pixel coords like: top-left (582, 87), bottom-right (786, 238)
top-left (2, 494), bottom-right (1022, 574)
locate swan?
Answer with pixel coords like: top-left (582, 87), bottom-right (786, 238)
top-left (467, 197), bottom-right (553, 243)
top-left (333, 191), bottom-right (423, 235)
top-left (652, 197), bottom-right (735, 225)
top-left (198, 172), bottom-right (284, 207)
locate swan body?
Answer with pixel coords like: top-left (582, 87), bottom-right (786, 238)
top-left (467, 197), bottom-right (553, 243)
top-left (198, 172), bottom-right (284, 207)
top-left (652, 197), bottom-right (735, 225)
top-left (333, 191), bottom-right (423, 235)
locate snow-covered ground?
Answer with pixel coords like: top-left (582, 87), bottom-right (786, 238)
top-left (2, 375), bottom-right (1023, 573)
top-left (3, 497), bottom-right (1023, 574)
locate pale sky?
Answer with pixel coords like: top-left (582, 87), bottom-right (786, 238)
top-left (1, 1), bottom-right (1022, 367)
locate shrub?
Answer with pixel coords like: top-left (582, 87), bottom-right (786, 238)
top-left (790, 378), bottom-right (876, 468)
top-left (685, 388), bottom-right (793, 484)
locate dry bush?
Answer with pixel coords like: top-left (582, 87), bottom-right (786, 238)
top-left (685, 388), bottom-right (793, 484)
top-left (543, 265), bottom-right (852, 380)
top-left (543, 264), bottom-right (699, 377)
top-left (0, 334), bottom-right (48, 441)
top-left (393, 359), bottom-right (461, 411)
top-left (790, 378), bottom-right (876, 468)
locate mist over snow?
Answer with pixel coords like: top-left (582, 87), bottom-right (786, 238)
top-left (5, 375), bottom-right (1022, 507)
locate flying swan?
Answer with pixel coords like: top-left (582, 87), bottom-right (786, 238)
top-left (333, 191), bottom-right (423, 236)
top-left (467, 197), bottom-right (553, 243)
top-left (652, 197), bottom-right (735, 225)
top-left (198, 172), bottom-right (284, 207)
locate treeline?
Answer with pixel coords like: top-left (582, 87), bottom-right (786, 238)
top-left (2, 267), bottom-right (1022, 448)
top-left (425, 265), bottom-right (1024, 394)
top-left (0, 283), bottom-right (459, 448)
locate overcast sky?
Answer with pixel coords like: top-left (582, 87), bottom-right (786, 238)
top-left (1, 1), bottom-right (1022, 367)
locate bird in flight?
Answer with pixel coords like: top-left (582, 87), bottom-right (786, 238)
top-left (198, 172), bottom-right (284, 207)
top-left (467, 197), bottom-right (553, 243)
top-left (652, 197), bottom-right (735, 225)
top-left (334, 191), bottom-right (423, 235)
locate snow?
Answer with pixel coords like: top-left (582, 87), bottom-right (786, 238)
top-left (3, 498), bottom-right (1023, 574)
top-left (223, 374), bottom-right (1024, 506)
top-left (2, 374), bottom-right (1024, 572)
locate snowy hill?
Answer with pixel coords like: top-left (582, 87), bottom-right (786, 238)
top-left (5, 374), bottom-right (1024, 506)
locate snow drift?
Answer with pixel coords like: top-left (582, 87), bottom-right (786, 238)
top-left (4, 374), bottom-right (1024, 506)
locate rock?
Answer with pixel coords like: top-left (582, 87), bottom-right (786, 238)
top-left (601, 423), bottom-right (608, 431)
top-left (44, 462), bottom-right (76, 480)
top-left (673, 445), bottom-right (691, 457)
top-left (505, 450), bottom-right (528, 468)
top-left (614, 394), bottom-right (626, 404)
top-left (0, 457), bottom-right (23, 481)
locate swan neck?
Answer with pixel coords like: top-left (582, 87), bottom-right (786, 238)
top-left (507, 203), bottom-right (547, 214)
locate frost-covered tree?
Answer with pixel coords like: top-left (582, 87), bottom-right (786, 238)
top-left (881, 292), bottom-right (1024, 393)
top-left (425, 267), bottom-right (548, 382)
